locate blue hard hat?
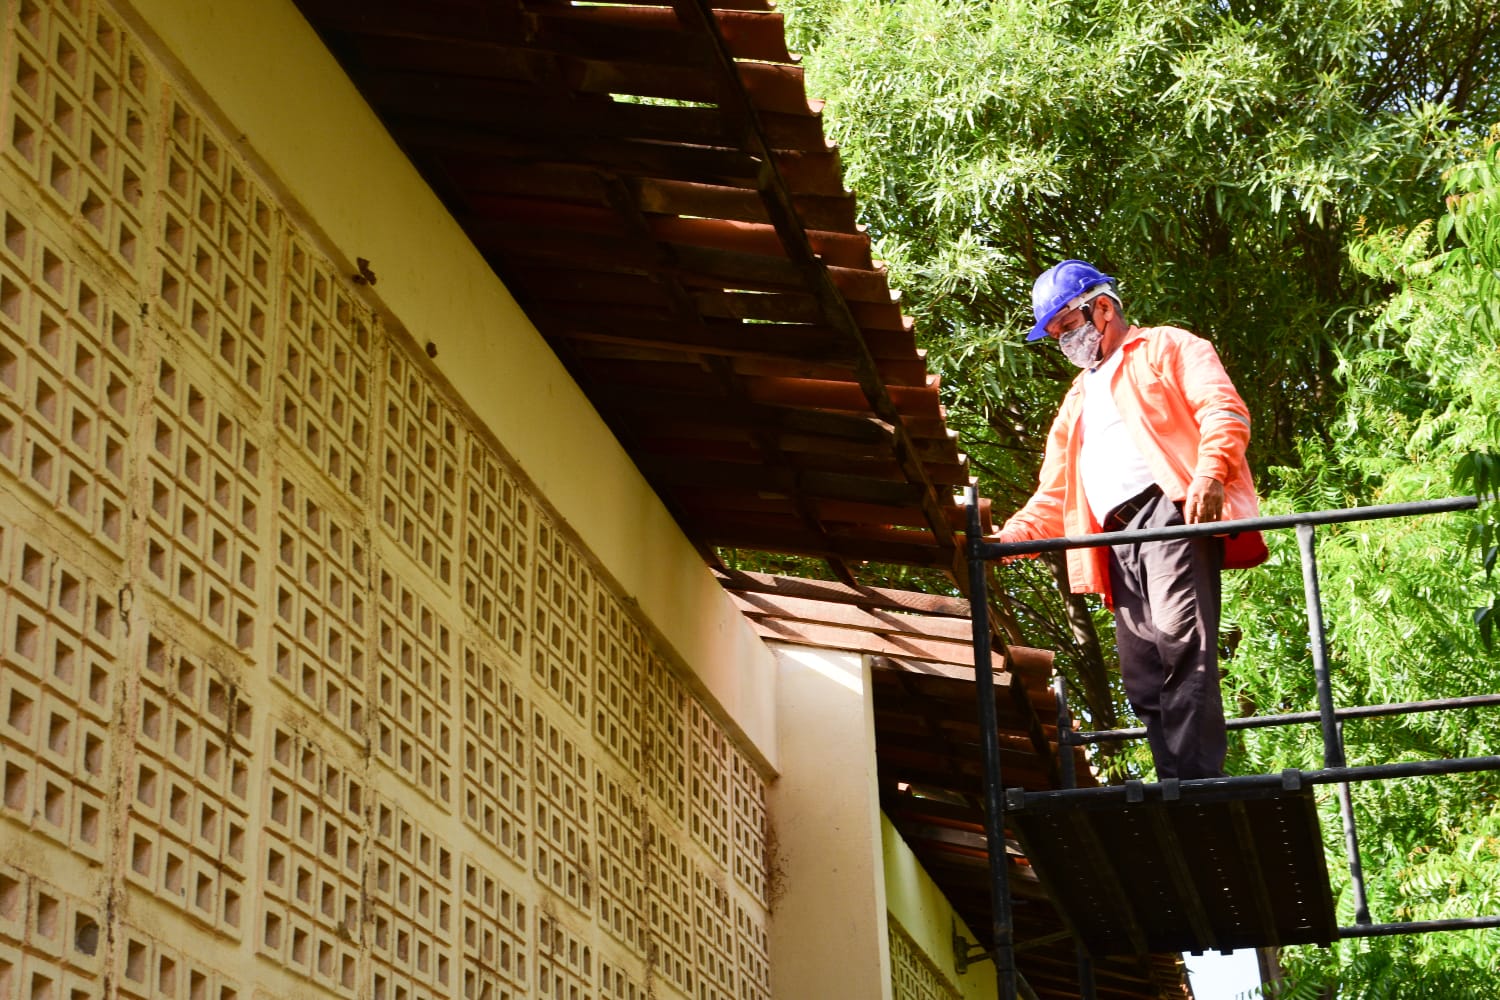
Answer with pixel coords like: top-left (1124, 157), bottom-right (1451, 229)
top-left (1027, 260), bottom-right (1116, 341)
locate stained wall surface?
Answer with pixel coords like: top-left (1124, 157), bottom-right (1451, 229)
top-left (0, 1), bottom-right (774, 998)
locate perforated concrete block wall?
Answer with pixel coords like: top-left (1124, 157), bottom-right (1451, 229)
top-left (888, 922), bottom-right (960, 1000)
top-left (0, 2), bottom-right (773, 998)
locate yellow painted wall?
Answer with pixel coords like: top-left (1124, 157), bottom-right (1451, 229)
top-left (0, 1), bottom-right (775, 997)
top-left (763, 640), bottom-right (1001, 1000)
top-left (766, 643), bottom-right (893, 1000)
top-left (883, 815), bottom-right (999, 1000)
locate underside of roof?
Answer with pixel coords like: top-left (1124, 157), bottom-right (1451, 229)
top-left (291, 3), bottom-right (1188, 997)
top-left (294, 0), bottom-right (990, 587)
top-left (723, 572), bottom-right (1192, 1000)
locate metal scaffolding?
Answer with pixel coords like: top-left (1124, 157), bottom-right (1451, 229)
top-left (965, 493), bottom-right (1500, 1000)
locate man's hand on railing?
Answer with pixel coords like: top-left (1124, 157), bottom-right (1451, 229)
top-left (989, 525), bottom-right (1031, 563)
top-left (1185, 475), bottom-right (1225, 524)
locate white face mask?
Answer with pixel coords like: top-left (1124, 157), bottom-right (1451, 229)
top-left (1059, 321), bottom-right (1103, 368)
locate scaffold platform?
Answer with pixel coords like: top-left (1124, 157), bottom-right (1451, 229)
top-left (1007, 778), bottom-right (1335, 956)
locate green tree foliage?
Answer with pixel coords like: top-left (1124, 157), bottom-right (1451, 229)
top-left (785, 0), bottom-right (1494, 468)
top-left (779, 0), bottom-right (1500, 992)
top-left (1225, 139), bottom-right (1500, 998)
top-left (782, 0), bottom-right (1498, 727)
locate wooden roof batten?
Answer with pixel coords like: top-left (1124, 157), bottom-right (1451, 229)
top-left (668, 0), bottom-right (968, 585)
top-left (595, 163), bottom-right (865, 583)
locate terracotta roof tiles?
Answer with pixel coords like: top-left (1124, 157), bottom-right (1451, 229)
top-left (297, 0), bottom-right (972, 582)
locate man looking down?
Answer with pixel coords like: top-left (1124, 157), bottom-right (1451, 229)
top-left (995, 260), bottom-right (1267, 779)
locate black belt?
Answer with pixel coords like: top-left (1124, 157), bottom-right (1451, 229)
top-left (1103, 484), bottom-right (1162, 531)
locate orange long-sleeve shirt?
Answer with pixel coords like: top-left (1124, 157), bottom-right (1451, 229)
top-left (1001, 325), bottom-right (1266, 604)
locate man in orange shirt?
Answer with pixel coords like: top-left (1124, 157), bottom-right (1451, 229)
top-left (996, 260), bottom-right (1265, 779)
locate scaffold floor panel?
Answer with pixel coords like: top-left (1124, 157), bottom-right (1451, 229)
top-left (1008, 781), bottom-right (1338, 956)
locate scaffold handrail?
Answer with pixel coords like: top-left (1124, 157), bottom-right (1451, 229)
top-left (964, 491), bottom-right (1497, 1000)
top-left (1010, 755), bottom-right (1500, 810)
top-left (1069, 692), bottom-right (1500, 744)
top-left (974, 494), bottom-right (1478, 559)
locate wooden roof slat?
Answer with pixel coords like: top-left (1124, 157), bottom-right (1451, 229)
top-left (669, 0), bottom-right (967, 583)
top-left (508, 269), bottom-right (678, 309)
top-left (878, 653), bottom-right (1059, 686)
top-left (444, 159), bottom-right (850, 219)
top-left (480, 225), bottom-right (882, 297)
top-left (581, 171), bottom-right (854, 583)
top-left (698, 522), bottom-right (951, 568)
top-left (631, 441), bottom-right (962, 488)
top-left (741, 376), bottom-right (943, 421)
top-left (729, 589), bottom-right (977, 640)
top-left (893, 821), bottom-right (988, 853)
top-left (392, 90), bottom-right (736, 154)
top-left (716, 569), bottom-right (972, 616)
top-left (468, 195), bottom-right (627, 235)
top-left (746, 615), bottom-right (1004, 669)
top-left (691, 288), bottom-right (819, 323)
top-left (637, 456), bottom-right (928, 505)
top-left (666, 242), bottom-right (810, 290)
top-left (734, 61), bottom-right (813, 115)
top-left (568, 338), bottom-right (929, 387)
top-left (651, 316), bottom-right (918, 359)
top-left (582, 387), bottom-right (963, 447)
top-left (590, 386), bottom-right (960, 447)
top-left (332, 27), bottom-right (724, 107)
top-left (629, 441), bottom-right (957, 484)
top-left (680, 492), bottom-right (984, 534)
top-left (689, 289), bottom-right (912, 332)
top-left (826, 263), bottom-right (900, 304)
top-left (637, 178), bottom-right (856, 232)
top-left (872, 663), bottom-right (1058, 708)
top-left (575, 0), bottom-right (777, 13)
top-left (614, 401), bottom-right (895, 444)
top-left (400, 120), bottom-right (764, 184)
top-left (755, 147), bottom-right (848, 198)
top-left (550, 7), bottom-right (793, 66)
top-left (769, 430), bottom-right (959, 465)
top-left (650, 217), bottom-right (874, 271)
top-left (874, 712), bottom-right (1051, 751)
top-left (294, 0), bottom-right (528, 47)
top-left (337, 31), bottom-right (549, 82)
top-left (525, 13), bottom-right (723, 68)
top-left (441, 159), bottom-right (613, 203)
top-left (873, 727), bottom-right (1048, 762)
top-left (471, 222), bottom-right (659, 271)
top-left (580, 364), bottom-right (946, 424)
top-left (881, 791), bottom-right (1022, 835)
top-left (535, 316), bottom-right (845, 358)
top-left (872, 760), bottom-right (1049, 799)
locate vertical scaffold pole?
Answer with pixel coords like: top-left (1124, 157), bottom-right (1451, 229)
top-left (1052, 678), bottom-right (1097, 1000)
top-left (967, 489), bottom-right (1017, 1000)
top-left (1296, 523), bottom-right (1372, 924)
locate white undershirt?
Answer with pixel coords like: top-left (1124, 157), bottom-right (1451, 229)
top-left (1079, 348), bottom-right (1158, 524)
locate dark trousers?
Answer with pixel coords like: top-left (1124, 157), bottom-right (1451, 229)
top-left (1106, 490), bottom-right (1226, 779)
